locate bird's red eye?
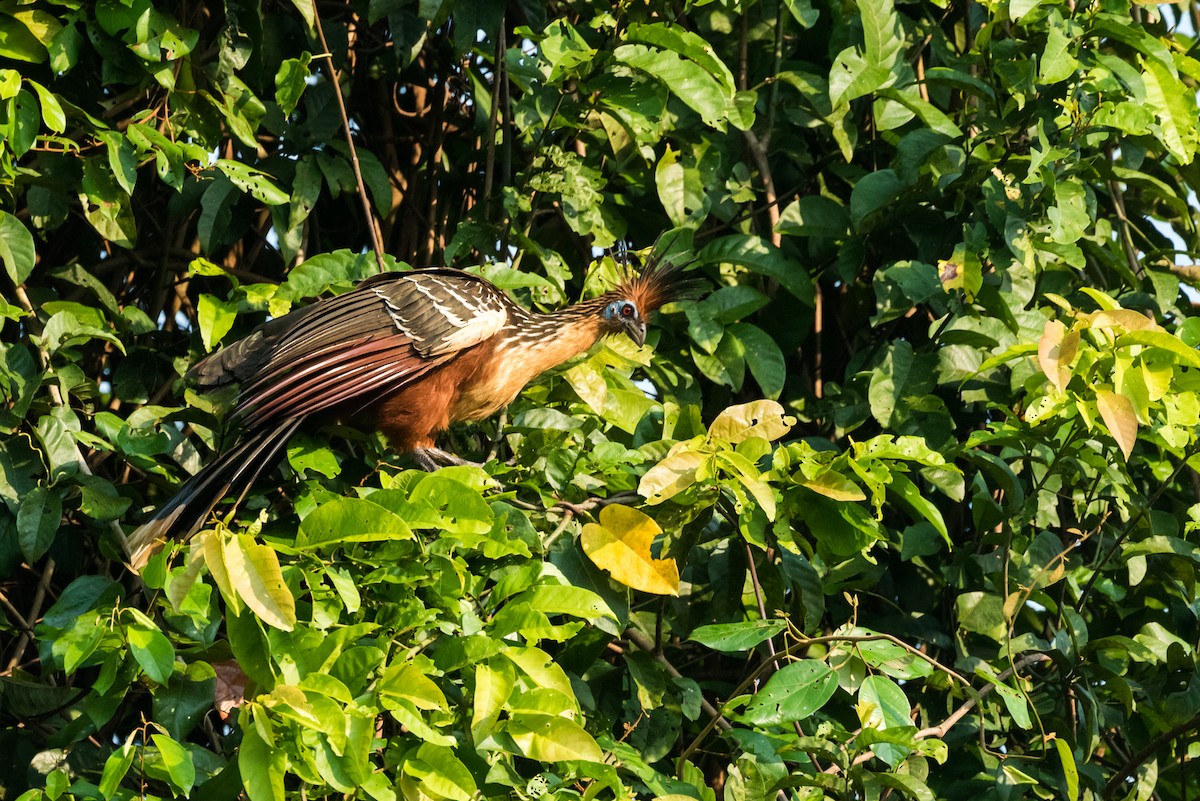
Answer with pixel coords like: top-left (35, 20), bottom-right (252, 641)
top-left (621, 303), bottom-right (634, 317)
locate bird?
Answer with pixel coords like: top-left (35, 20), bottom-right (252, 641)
top-left (124, 260), bottom-right (689, 571)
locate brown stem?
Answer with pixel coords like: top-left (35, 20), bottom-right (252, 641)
top-left (1104, 712), bottom-right (1200, 798)
top-left (625, 627), bottom-right (731, 733)
top-left (311, 3), bottom-right (386, 271)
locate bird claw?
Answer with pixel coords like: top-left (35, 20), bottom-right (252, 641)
top-left (412, 447), bottom-right (480, 471)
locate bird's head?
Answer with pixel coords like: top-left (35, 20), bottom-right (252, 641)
top-left (602, 298), bottom-right (646, 346)
top-left (598, 255), bottom-right (702, 347)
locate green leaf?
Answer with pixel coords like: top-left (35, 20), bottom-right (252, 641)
top-left (99, 740), bottom-right (136, 798)
top-left (126, 615), bottom-right (176, 685)
top-left (1038, 24), bottom-right (1078, 85)
top-left (404, 744), bottom-right (478, 801)
top-left (151, 733), bottom-right (196, 794)
top-left (615, 44), bottom-right (733, 130)
top-left (26, 79), bottom-right (64, 132)
top-left (379, 663), bottom-right (449, 711)
top-left (508, 712), bottom-right (604, 763)
top-left (16, 485), bottom-right (59, 562)
top-left (956, 591), bottom-right (1006, 641)
top-left (1055, 737), bottom-right (1079, 801)
top-left (1142, 56), bottom-right (1198, 164)
top-left (298, 497), bottom-right (413, 546)
top-left (697, 235), bottom-right (814, 303)
top-left (286, 433), bottom-right (342, 478)
top-left (239, 718), bottom-right (286, 801)
top-left (471, 660), bottom-right (515, 741)
top-left (197, 293), bottom-right (237, 352)
top-left (775, 195), bottom-right (850, 238)
top-left (1116, 330), bottom-right (1200, 368)
top-left (858, 675), bottom-right (912, 766)
top-left (850, 169), bottom-right (903, 230)
top-left (742, 659), bottom-right (838, 725)
top-left (727, 323), bottom-right (786, 399)
top-left (0, 210), bottom-right (36, 284)
top-left (888, 473), bottom-right (951, 549)
top-left (216, 160), bottom-right (290, 205)
top-left (829, 48), bottom-right (893, 106)
top-left (690, 620), bottom-right (786, 653)
top-left (275, 53), bottom-right (312, 116)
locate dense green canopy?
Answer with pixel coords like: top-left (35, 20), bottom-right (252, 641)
top-left (3, 0), bottom-right (1200, 798)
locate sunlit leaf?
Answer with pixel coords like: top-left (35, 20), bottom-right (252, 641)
top-left (581, 504), bottom-right (679, 596)
top-left (224, 535), bottom-right (296, 631)
top-left (1095, 388), bottom-right (1138, 461)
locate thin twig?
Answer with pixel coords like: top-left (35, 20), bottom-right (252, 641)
top-left (310, 3), bottom-right (386, 272)
top-left (625, 627), bottom-right (731, 733)
top-left (827, 653), bottom-right (1053, 773)
top-left (745, 546), bottom-right (820, 765)
top-left (5, 560), bottom-right (55, 674)
top-left (1104, 712), bottom-right (1200, 798)
top-left (481, 20), bottom-right (505, 223)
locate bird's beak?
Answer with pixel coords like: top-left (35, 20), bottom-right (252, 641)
top-left (624, 319), bottom-right (647, 348)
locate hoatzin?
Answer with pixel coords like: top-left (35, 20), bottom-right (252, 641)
top-left (125, 262), bottom-right (686, 570)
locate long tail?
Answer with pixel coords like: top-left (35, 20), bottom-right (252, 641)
top-left (126, 417), bottom-right (304, 572)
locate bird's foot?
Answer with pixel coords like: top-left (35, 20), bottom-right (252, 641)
top-left (412, 447), bottom-right (480, 471)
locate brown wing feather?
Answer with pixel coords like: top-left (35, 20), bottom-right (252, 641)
top-left (192, 269), bottom-right (512, 428)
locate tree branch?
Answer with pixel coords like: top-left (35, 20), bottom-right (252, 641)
top-left (311, 4), bottom-right (386, 271)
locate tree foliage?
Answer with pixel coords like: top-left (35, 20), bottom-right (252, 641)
top-left (3, 0), bottom-right (1200, 799)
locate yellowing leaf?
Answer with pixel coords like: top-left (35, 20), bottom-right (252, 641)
top-left (1095, 389), bottom-right (1137, 461)
top-left (508, 713), bottom-right (604, 763)
top-left (1092, 308), bottom-right (1159, 332)
top-left (1078, 286), bottom-right (1121, 311)
top-left (1142, 357), bottom-right (1171, 401)
top-left (639, 447), bottom-right (705, 503)
top-left (581, 504), bottom-right (679, 596)
top-left (804, 469), bottom-right (867, 501)
top-left (224, 534), bottom-right (296, 631)
top-left (1037, 319), bottom-right (1076, 392)
top-left (709, 399), bottom-right (794, 443)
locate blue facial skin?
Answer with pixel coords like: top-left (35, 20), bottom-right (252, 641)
top-left (605, 300), bottom-right (638, 321)
top-left (604, 300), bottom-right (646, 346)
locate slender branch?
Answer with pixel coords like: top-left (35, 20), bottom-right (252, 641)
top-left (1104, 712), bottom-right (1200, 798)
top-left (310, 4), bottom-right (386, 271)
top-left (1076, 446), bottom-right (1195, 612)
top-left (745, 546), bottom-right (819, 764)
top-left (828, 653), bottom-right (1053, 774)
top-left (4, 560), bottom-right (55, 675)
top-left (625, 627), bottom-right (731, 734)
top-left (481, 20), bottom-right (505, 223)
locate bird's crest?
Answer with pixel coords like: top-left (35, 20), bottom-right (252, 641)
top-left (612, 256), bottom-right (703, 313)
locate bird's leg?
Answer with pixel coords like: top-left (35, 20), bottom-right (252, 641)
top-left (412, 446), bottom-right (478, 471)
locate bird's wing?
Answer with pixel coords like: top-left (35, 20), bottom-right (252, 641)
top-left (203, 269), bottom-right (511, 427)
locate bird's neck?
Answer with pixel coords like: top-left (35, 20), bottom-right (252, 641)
top-left (499, 300), bottom-right (608, 374)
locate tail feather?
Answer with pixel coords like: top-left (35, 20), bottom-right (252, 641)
top-left (126, 418), bottom-right (304, 572)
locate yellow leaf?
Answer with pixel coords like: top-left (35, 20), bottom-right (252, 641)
top-left (201, 530), bottom-right (240, 616)
top-left (1095, 389), bottom-right (1137, 461)
top-left (1142, 356), bottom-right (1172, 401)
top-left (581, 505), bottom-right (679, 596)
top-left (639, 447), bottom-right (705, 504)
top-left (1078, 287), bottom-right (1121, 311)
top-left (709, 399), bottom-right (794, 443)
top-left (224, 534), bottom-right (296, 631)
top-left (1037, 320), bottom-right (1076, 391)
top-left (804, 469), bottom-right (867, 502)
top-left (1092, 308), bottom-right (1159, 332)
